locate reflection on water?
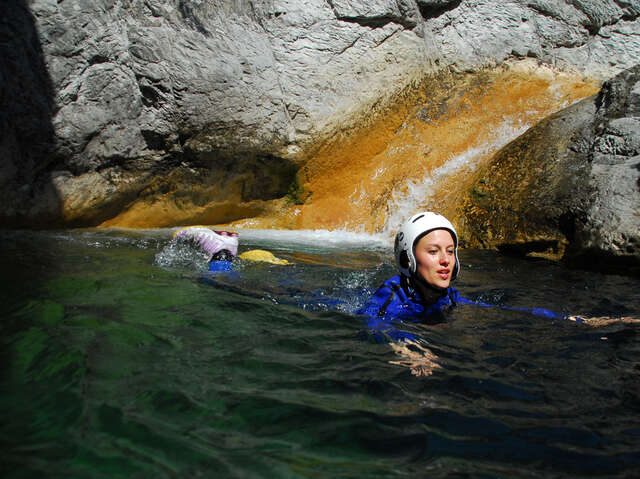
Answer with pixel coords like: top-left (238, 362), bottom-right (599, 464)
top-left (1, 229), bottom-right (639, 478)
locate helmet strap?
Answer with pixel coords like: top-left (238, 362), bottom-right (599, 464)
top-left (409, 273), bottom-right (448, 303)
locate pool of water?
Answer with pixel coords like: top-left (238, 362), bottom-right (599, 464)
top-left (2, 228), bottom-right (640, 478)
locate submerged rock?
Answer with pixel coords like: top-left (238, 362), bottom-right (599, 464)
top-left (459, 64), bottom-right (640, 276)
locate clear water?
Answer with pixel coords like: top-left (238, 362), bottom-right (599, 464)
top-left (2, 228), bottom-right (640, 478)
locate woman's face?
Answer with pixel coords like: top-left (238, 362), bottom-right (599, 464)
top-left (414, 229), bottom-right (456, 290)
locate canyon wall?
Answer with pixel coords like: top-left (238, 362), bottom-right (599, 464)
top-left (1, 0), bottom-right (639, 272)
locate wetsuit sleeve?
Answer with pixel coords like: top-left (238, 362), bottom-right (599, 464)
top-left (505, 306), bottom-right (583, 321)
top-left (208, 260), bottom-right (234, 272)
top-left (456, 295), bottom-right (582, 322)
top-left (362, 316), bottom-right (417, 342)
top-left (356, 283), bottom-right (417, 342)
top-left (201, 260), bottom-right (240, 285)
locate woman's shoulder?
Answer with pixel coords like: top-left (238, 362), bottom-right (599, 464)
top-left (380, 274), bottom-right (402, 288)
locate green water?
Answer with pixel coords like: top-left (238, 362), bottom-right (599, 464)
top-left (2, 229), bottom-right (640, 478)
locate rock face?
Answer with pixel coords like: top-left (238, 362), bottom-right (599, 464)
top-left (0, 1), bottom-right (57, 224)
top-left (429, 0), bottom-right (640, 76)
top-left (459, 64), bottom-right (640, 275)
top-left (277, 62), bottom-right (601, 233)
top-left (2, 0), bottom-right (640, 228)
top-left (574, 65), bottom-right (640, 273)
top-left (3, 0), bottom-right (433, 227)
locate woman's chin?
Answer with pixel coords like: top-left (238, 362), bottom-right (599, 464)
top-left (430, 279), bottom-right (451, 290)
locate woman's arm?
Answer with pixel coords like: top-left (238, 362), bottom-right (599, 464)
top-left (457, 296), bottom-right (580, 321)
top-left (568, 315), bottom-right (640, 326)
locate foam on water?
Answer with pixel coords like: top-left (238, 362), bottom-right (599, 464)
top-left (154, 239), bottom-right (211, 271)
top-left (218, 228), bottom-right (392, 252)
top-left (144, 227), bottom-right (392, 271)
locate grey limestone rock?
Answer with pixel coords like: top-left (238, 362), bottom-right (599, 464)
top-left (572, 64), bottom-right (640, 272)
top-left (2, 0), bottom-right (640, 228)
top-left (327, 0), bottom-right (420, 28)
top-left (0, 1), bottom-right (56, 224)
top-left (427, 0), bottom-right (640, 75)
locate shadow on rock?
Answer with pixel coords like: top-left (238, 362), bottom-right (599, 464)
top-left (0, 0), bottom-right (61, 229)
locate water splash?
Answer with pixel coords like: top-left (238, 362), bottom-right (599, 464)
top-left (332, 268), bottom-right (385, 314)
top-left (154, 227), bottom-right (392, 271)
top-left (154, 238), bottom-right (211, 271)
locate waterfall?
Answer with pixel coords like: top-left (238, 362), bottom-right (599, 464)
top-left (382, 117), bottom-right (533, 235)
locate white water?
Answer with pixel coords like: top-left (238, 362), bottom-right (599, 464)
top-left (91, 226), bottom-right (392, 254)
top-left (232, 228), bottom-right (392, 252)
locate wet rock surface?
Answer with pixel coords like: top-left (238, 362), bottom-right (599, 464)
top-left (460, 64), bottom-right (640, 276)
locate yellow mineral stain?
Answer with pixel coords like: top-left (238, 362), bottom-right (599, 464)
top-left (99, 197), bottom-right (268, 229)
top-left (100, 61), bottom-right (600, 232)
top-left (279, 61), bottom-right (600, 233)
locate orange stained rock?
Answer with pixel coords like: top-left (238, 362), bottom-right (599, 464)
top-left (100, 62), bottom-right (600, 232)
top-left (289, 64), bottom-right (600, 233)
top-left (99, 198), bottom-right (270, 229)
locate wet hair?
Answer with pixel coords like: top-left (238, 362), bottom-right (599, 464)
top-left (211, 249), bottom-right (234, 262)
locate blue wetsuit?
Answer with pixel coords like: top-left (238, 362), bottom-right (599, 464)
top-left (357, 274), bottom-right (461, 321)
top-left (199, 261), bottom-right (239, 289)
top-left (356, 275), bottom-right (458, 342)
top-left (208, 260), bottom-right (234, 272)
top-left (202, 262), bottom-right (581, 342)
top-left (356, 274), bottom-right (579, 342)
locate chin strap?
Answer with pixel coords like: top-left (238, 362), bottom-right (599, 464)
top-left (407, 274), bottom-right (448, 302)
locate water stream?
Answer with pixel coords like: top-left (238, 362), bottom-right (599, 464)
top-left (2, 228), bottom-right (639, 478)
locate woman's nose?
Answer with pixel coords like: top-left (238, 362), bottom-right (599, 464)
top-left (439, 252), bottom-right (449, 264)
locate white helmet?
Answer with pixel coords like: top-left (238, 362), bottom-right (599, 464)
top-left (394, 212), bottom-right (460, 280)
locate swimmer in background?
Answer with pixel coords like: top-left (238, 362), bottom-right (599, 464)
top-left (173, 227), bottom-right (290, 271)
top-left (358, 212), bottom-right (639, 376)
top-left (173, 227), bottom-right (350, 313)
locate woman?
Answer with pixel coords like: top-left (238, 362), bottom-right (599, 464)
top-left (357, 212), bottom-right (584, 343)
top-left (358, 212), bottom-right (463, 322)
top-left (359, 212), bottom-right (639, 374)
